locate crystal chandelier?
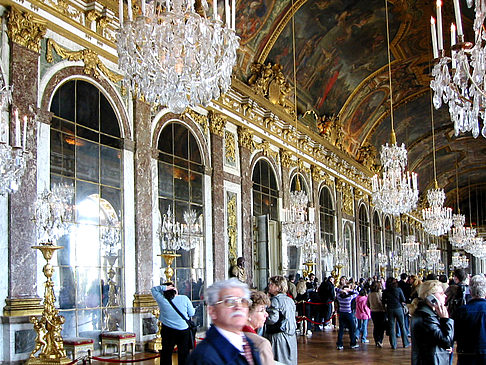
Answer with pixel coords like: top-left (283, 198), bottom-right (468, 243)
top-left (451, 251), bottom-right (469, 268)
top-left (282, 181), bottom-right (316, 247)
top-left (0, 85), bottom-right (30, 195)
top-left (101, 216), bottom-right (121, 256)
top-left (426, 243), bottom-right (442, 270)
top-left (389, 250), bottom-right (403, 272)
top-left (402, 235), bottom-right (420, 262)
top-left (158, 205), bottom-right (203, 251)
top-left (117, 0), bottom-right (239, 114)
top-left (449, 213), bottom-right (476, 248)
top-left (371, 0), bottom-right (418, 215)
top-left (430, 0), bottom-right (486, 138)
top-left (34, 183), bottom-right (74, 244)
top-left (422, 186), bottom-right (453, 236)
top-left (333, 244), bottom-right (349, 267)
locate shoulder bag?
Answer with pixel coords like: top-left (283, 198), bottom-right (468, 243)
top-left (167, 298), bottom-right (197, 349)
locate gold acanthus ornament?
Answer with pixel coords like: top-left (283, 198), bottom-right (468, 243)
top-left (281, 150), bottom-right (296, 169)
top-left (394, 217), bottom-right (401, 233)
top-left (337, 181), bottom-right (354, 216)
top-left (224, 131), bottom-right (236, 166)
top-left (208, 111), bottom-right (226, 137)
top-left (185, 109), bottom-right (209, 134)
top-left (46, 39), bottom-right (123, 84)
top-left (6, 7), bottom-right (47, 53)
top-left (254, 140), bottom-right (279, 163)
top-left (237, 127), bottom-right (255, 152)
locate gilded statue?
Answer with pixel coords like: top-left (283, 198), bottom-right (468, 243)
top-left (317, 114), bottom-right (345, 150)
top-left (357, 142), bottom-right (379, 172)
top-left (230, 257), bottom-right (247, 283)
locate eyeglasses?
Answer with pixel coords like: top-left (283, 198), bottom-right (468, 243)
top-left (214, 296), bottom-right (252, 308)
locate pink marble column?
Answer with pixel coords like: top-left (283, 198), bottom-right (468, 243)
top-left (133, 99), bottom-right (154, 295)
top-left (7, 43), bottom-right (41, 301)
top-left (239, 144), bottom-right (253, 285)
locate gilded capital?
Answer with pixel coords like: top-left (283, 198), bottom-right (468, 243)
top-left (7, 7), bottom-right (47, 53)
top-left (209, 111), bottom-right (226, 137)
top-left (186, 109), bottom-right (209, 133)
top-left (281, 150), bottom-right (296, 169)
top-left (312, 165), bottom-right (322, 182)
top-left (238, 127), bottom-right (255, 152)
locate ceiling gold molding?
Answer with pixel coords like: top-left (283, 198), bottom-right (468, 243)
top-left (46, 38), bottom-right (123, 84)
top-left (6, 6), bottom-right (47, 53)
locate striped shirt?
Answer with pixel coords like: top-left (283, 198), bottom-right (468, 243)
top-left (336, 288), bottom-right (359, 313)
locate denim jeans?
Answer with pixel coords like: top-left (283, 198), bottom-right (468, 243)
top-left (386, 307), bottom-right (410, 349)
top-left (357, 318), bottom-right (369, 341)
top-left (337, 312), bottom-right (357, 347)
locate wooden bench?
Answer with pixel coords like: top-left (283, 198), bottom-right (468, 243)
top-left (100, 331), bottom-right (136, 358)
top-left (63, 337), bottom-right (94, 363)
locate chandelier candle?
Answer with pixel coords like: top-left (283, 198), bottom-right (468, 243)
top-left (453, 0), bottom-right (464, 36)
top-left (436, 0), bottom-right (444, 50)
top-left (431, 17), bottom-right (439, 58)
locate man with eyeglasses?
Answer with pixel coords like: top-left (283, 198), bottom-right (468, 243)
top-left (187, 278), bottom-right (262, 365)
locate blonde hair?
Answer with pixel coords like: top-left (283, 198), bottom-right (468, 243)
top-left (269, 275), bottom-right (288, 294)
top-left (409, 280), bottom-right (443, 316)
top-left (249, 290), bottom-right (271, 312)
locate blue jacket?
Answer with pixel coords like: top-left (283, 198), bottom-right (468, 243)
top-left (151, 285), bottom-right (195, 330)
top-left (455, 298), bottom-right (486, 364)
top-left (186, 325), bottom-right (262, 365)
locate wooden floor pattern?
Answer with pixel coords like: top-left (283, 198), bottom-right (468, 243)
top-left (90, 326), bottom-right (422, 365)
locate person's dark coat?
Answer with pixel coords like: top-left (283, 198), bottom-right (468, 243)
top-left (410, 301), bottom-right (454, 365)
top-left (186, 325), bottom-right (262, 365)
top-left (318, 280), bottom-right (336, 302)
top-left (398, 280), bottom-right (412, 303)
top-left (382, 287), bottom-right (406, 309)
top-left (454, 298), bottom-right (486, 365)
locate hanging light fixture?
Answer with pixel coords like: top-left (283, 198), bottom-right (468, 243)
top-left (451, 251), bottom-right (469, 268)
top-left (402, 234), bottom-right (420, 262)
top-left (449, 160), bottom-right (472, 248)
top-left (425, 242), bottom-right (442, 271)
top-left (422, 93), bottom-right (453, 236)
top-left (117, 0), bottom-right (239, 114)
top-left (158, 205), bottom-right (203, 251)
top-left (430, 0), bottom-right (486, 138)
top-left (281, 0), bottom-right (316, 252)
top-left (371, 0), bottom-right (419, 215)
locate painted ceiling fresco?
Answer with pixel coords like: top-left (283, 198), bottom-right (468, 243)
top-left (236, 0), bottom-right (486, 214)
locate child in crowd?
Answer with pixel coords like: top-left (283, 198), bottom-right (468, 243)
top-left (355, 289), bottom-right (371, 343)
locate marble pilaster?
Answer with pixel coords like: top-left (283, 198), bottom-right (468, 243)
top-left (239, 145), bottom-right (253, 286)
top-left (210, 131), bottom-right (225, 281)
top-left (133, 99), bottom-right (154, 300)
top-left (6, 42), bottom-right (41, 306)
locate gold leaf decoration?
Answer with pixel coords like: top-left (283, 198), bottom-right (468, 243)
top-left (208, 111), bottom-right (226, 137)
top-left (224, 130), bottom-right (236, 167)
top-left (237, 127), bottom-right (255, 152)
top-left (6, 7), bottom-right (47, 53)
top-left (46, 39), bottom-right (123, 84)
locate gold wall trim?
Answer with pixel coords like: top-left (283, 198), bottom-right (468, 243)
top-left (133, 294), bottom-right (157, 308)
top-left (3, 297), bottom-right (43, 317)
top-left (281, 150), bottom-right (296, 169)
top-left (255, 139), bottom-right (279, 163)
top-left (224, 130), bottom-right (236, 166)
top-left (6, 6), bottom-right (47, 53)
top-left (46, 38), bottom-right (123, 84)
top-left (185, 109), bottom-right (209, 134)
top-left (257, 0), bottom-right (307, 64)
top-left (227, 192), bottom-right (237, 267)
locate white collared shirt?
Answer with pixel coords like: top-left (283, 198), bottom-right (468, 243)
top-left (214, 326), bottom-right (245, 353)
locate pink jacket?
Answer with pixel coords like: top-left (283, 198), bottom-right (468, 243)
top-left (355, 295), bottom-right (371, 319)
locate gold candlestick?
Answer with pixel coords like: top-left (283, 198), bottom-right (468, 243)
top-left (159, 251), bottom-right (181, 282)
top-left (302, 261), bottom-right (316, 278)
top-left (27, 243), bottom-right (71, 364)
top-left (331, 264), bottom-right (343, 284)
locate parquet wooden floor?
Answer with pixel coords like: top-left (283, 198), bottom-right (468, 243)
top-left (90, 327), bottom-right (455, 364)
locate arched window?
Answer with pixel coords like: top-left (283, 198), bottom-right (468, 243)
top-left (373, 211), bottom-right (382, 274)
top-left (252, 159), bottom-right (278, 220)
top-left (50, 79), bottom-right (124, 339)
top-left (358, 205), bottom-right (369, 278)
top-left (157, 122), bottom-right (205, 326)
top-left (319, 186), bottom-right (335, 250)
top-left (319, 186), bottom-right (335, 277)
top-left (344, 223), bottom-right (354, 277)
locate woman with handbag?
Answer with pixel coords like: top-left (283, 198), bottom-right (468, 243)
top-left (265, 275), bottom-right (297, 365)
top-left (151, 282), bottom-right (196, 365)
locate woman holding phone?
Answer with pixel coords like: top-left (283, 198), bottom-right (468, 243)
top-left (409, 280), bottom-right (454, 365)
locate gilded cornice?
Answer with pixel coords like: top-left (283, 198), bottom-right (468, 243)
top-left (47, 0), bottom-right (81, 19)
top-left (280, 150), bottom-right (296, 169)
top-left (185, 109), bottom-right (209, 133)
top-left (209, 111), bottom-right (226, 137)
top-left (46, 38), bottom-right (123, 83)
top-left (224, 130), bottom-right (236, 166)
top-left (237, 126), bottom-right (255, 152)
top-left (6, 6), bottom-right (47, 53)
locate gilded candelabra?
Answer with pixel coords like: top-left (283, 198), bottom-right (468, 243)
top-left (302, 261), bottom-right (316, 278)
top-left (27, 243), bottom-right (70, 364)
top-left (147, 308), bottom-right (162, 352)
top-left (331, 264), bottom-right (343, 284)
top-left (159, 251), bottom-right (181, 282)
